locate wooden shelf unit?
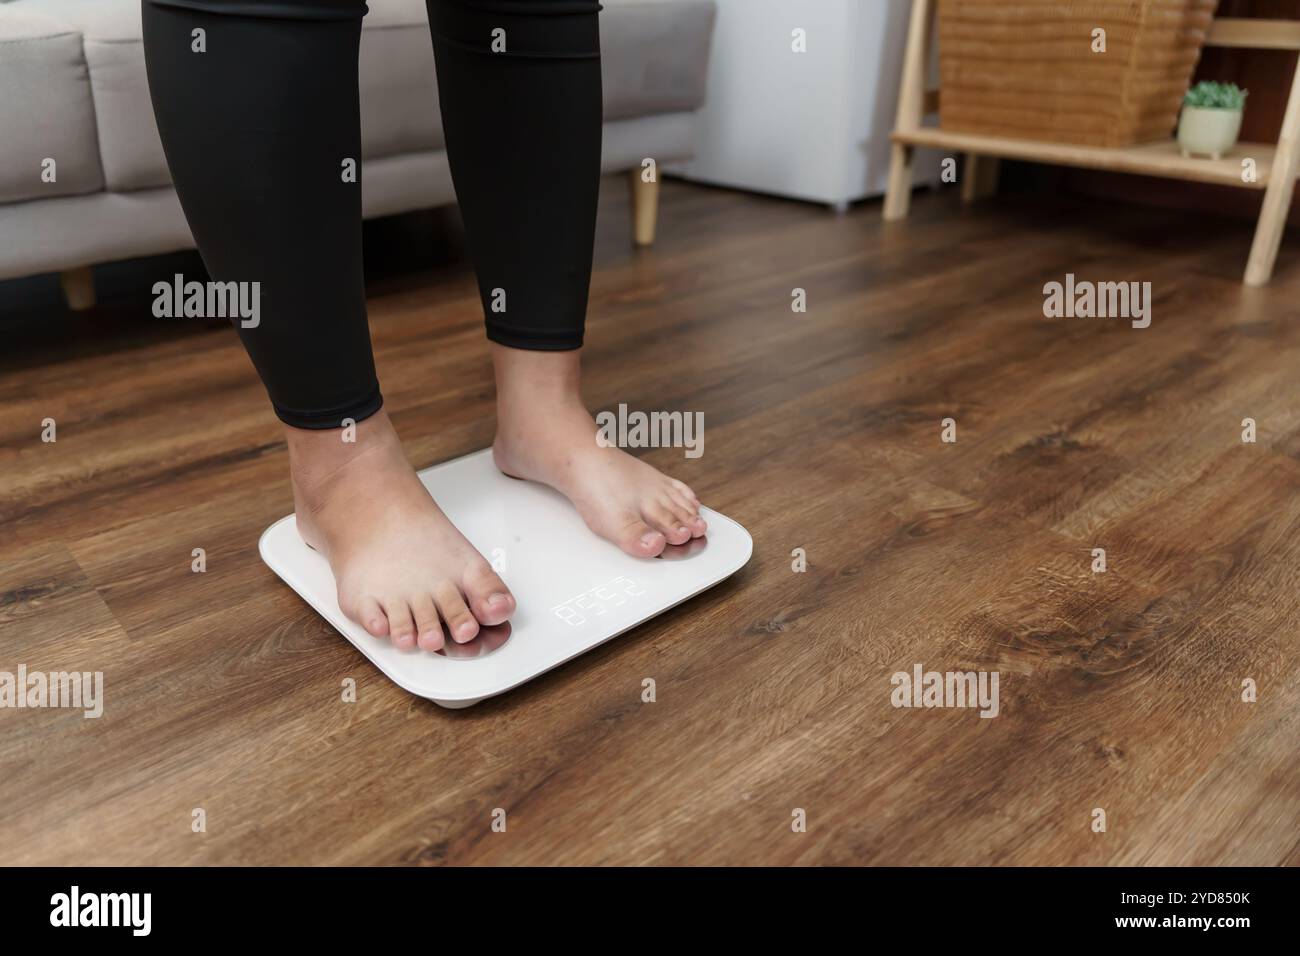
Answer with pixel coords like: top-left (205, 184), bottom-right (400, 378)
top-left (884, 2), bottom-right (1300, 286)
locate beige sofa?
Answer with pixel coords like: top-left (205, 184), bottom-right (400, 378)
top-left (0, 0), bottom-right (716, 308)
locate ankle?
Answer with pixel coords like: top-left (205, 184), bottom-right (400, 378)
top-left (490, 343), bottom-right (584, 410)
top-left (496, 389), bottom-right (587, 430)
top-left (285, 410), bottom-right (403, 490)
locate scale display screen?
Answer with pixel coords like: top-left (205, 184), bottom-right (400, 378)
top-left (552, 575), bottom-right (646, 627)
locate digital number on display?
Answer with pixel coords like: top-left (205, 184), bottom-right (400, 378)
top-left (551, 576), bottom-right (646, 627)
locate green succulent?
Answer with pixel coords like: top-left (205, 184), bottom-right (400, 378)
top-left (1183, 81), bottom-right (1248, 110)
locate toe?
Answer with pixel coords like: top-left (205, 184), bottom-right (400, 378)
top-left (664, 492), bottom-right (702, 537)
top-left (463, 559), bottom-right (515, 627)
top-left (416, 627), bottom-right (445, 654)
top-left (384, 600), bottom-right (417, 651)
top-left (681, 508), bottom-right (708, 538)
top-left (645, 500), bottom-right (691, 546)
top-left (350, 595), bottom-right (389, 638)
top-left (666, 486), bottom-right (695, 515)
top-left (435, 582), bottom-right (480, 644)
top-left (411, 594), bottom-right (445, 653)
top-left (667, 487), bottom-right (707, 537)
top-left (364, 598), bottom-right (387, 634)
top-left (615, 513), bottom-right (666, 557)
top-left (671, 478), bottom-right (701, 507)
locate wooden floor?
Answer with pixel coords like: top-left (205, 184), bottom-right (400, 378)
top-left (1, 178), bottom-right (1298, 866)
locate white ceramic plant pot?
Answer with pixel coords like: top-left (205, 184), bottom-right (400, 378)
top-left (1177, 106), bottom-right (1243, 160)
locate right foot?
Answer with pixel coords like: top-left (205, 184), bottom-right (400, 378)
top-left (286, 410), bottom-right (515, 653)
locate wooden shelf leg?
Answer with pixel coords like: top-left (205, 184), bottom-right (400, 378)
top-left (629, 169), bottom-right (659, 247)
top-left (1246, 150), bottom-right (1298, 286)
top-left (962, 154), bottom-right (1000, 203)
top-left (884, 0), bottom-right (934, 223)
top-left (60, 266), bottom-right (96, 311)
top-left (1245, 57), bottom-right (1300, 286)
top-left (884, 143), bottom-right (917, 221)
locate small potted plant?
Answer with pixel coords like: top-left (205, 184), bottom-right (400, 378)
top-left (1178, 81), bottom-right (1248, 160)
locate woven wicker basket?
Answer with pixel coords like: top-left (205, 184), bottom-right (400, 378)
top-left (938, 0), bottom-right (1220, 147)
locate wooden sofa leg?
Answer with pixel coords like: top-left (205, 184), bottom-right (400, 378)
top-left (60, 266), bottom-right (96, 311)
top-left (629, 169), bottom-right (659, 247)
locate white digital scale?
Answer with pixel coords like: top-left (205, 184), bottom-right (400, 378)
top-left (259, 449), bottom-right (753, 708)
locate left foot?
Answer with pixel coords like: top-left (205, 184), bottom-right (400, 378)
top-left (494, 399), bottom-right (707, 557)
top-left (490, 348), bottom-right (707, 558)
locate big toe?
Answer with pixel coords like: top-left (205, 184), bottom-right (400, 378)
top-left (463, 560), bottom-right (515, 626)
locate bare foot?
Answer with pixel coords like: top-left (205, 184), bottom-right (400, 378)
top-left (490, 346), bottom-right (707, 558)
top-left (287, 409), bottom-right (515, 652)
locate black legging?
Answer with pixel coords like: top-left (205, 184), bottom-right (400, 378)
top-left (142, 0), bottom-right (602, 429)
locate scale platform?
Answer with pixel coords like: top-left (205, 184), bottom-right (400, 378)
top-left (259, 449), bottom-right (752, 708)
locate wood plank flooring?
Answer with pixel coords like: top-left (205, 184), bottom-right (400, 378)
top-left (1, 177), bottom-right (1298, 865)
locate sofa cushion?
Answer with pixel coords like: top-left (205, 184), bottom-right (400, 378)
top-left (357, 0), bottom-right (445, 160)
top-left (27, 0), bottom-right (446, 190)
top-left (0, 4), bottom-right (104, 203)
top-left (32, 0), bottom-right (172, 191)
top-left (10, 0), bottom-right (712, 197)
top-left (601, 0), bottom-right (715, 122)
top-left (364, 0), bottom-right (719, 146)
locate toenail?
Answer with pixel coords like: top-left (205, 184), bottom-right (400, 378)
top-left (677, 526), bottom-right (688, 535)
top-left (641, 532), bottom-right (661, 546)
top-left (488, 593), bottom-right (510, 608)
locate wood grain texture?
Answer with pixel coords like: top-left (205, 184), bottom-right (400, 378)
top-left (0, 178), bottom-right (1297, 865)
